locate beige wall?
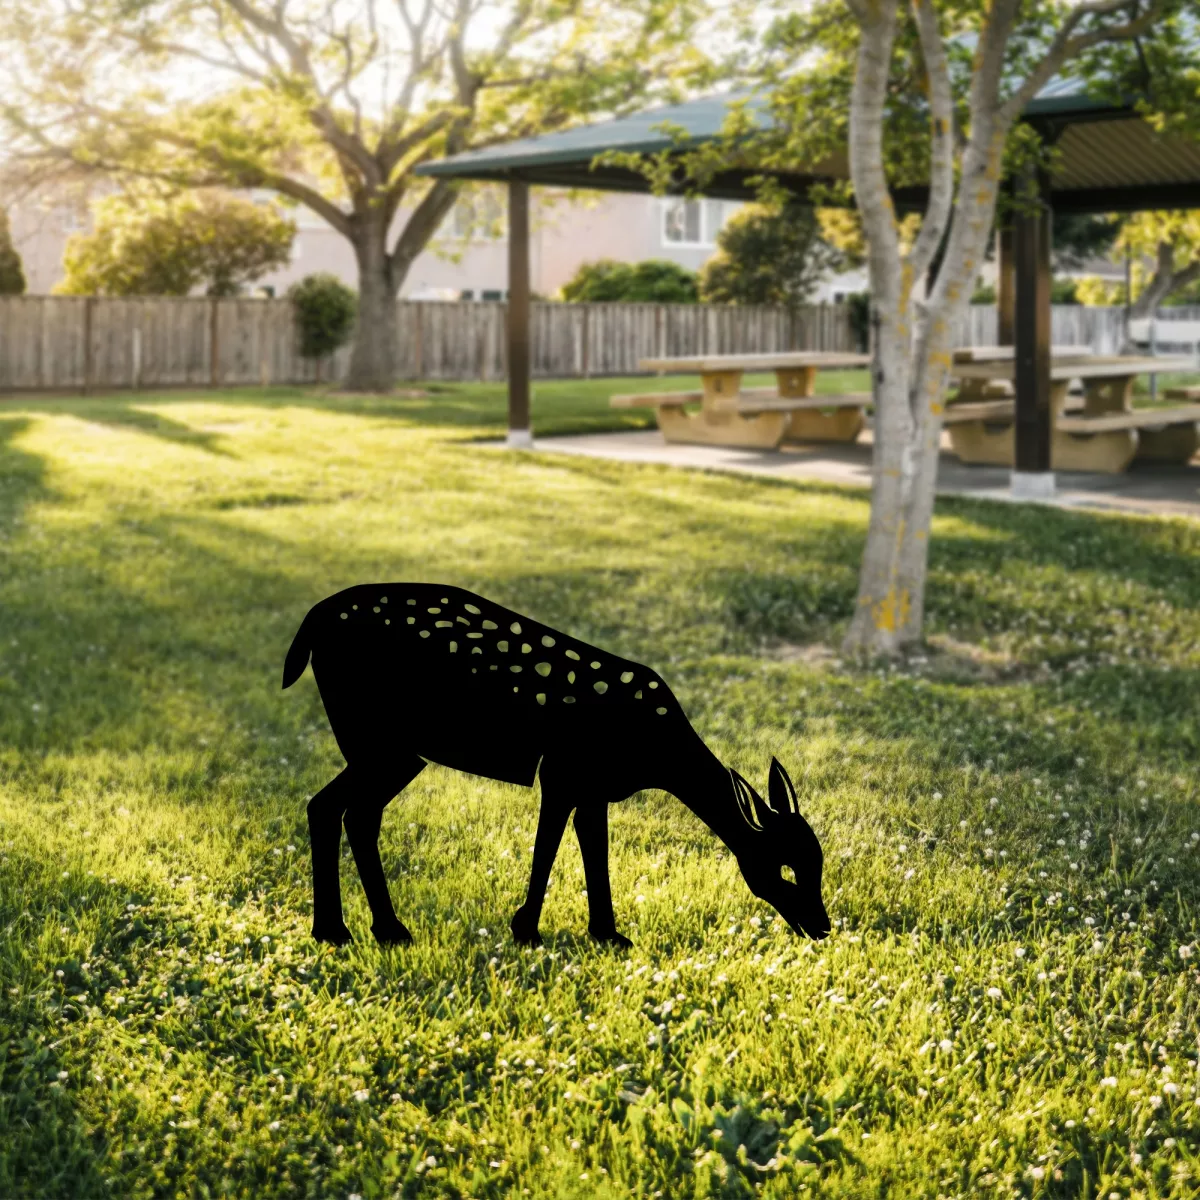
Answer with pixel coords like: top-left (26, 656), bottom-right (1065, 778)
top-left (7, 181), bottom-right (866, 301)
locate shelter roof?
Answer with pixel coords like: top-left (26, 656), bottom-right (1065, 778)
top-left (417, 78), bottom-right (1200, 213)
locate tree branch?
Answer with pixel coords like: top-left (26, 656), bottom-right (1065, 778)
top-left (388, 175), bottom-right (457, 278)
top-left (1000, 0), bottom-right (1168, 126)
top-left (220, 0), bottom-right (382, 185)
top-left (904, 0), bottom-right (955, 285)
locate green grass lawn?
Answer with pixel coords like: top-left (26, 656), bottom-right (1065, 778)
top-left (1, 381), bottom-right (1198, 1199)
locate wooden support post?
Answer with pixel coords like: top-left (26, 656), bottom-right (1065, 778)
top-left (506, 179), bottom-right (532, 447)
top-left (997, 224), bottom-right (1015, 346)
top-left (1012, 176), bottom-right (1053, 497)
top-left (82, 296), bottom-right (95, 396)
top-left (581, 305), bottom-right (590, 378)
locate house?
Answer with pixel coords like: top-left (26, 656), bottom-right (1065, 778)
top-left (7, 180), bottom-right (866, 302)
top-left (251, 188), bottom-right (750, 300)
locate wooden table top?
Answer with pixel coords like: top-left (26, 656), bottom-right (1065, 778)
top-left (952, 355), bottom-right (1194, 382)
top-left (638, 351), bottom-right (871, 373)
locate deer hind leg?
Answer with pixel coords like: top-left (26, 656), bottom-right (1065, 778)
top-left (307, 769), bottom-right (356, 945)
top-left (511, 788), bottom-right (572, 947)
top-left (342, 755), bottom-right (426, 945)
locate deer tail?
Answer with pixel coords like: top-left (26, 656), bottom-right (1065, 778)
top-left (282, 607), bottom-right (317, 689)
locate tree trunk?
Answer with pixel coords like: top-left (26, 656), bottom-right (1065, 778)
top-left (344, 215), bottom-right (398, 393)
top-left (843, 111), bottom-right (1005, 656)
top-left (1120, 242), bottom-right (1200, 354)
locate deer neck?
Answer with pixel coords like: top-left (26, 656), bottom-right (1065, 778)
top-left (661, 731), bottom-right (756, 860)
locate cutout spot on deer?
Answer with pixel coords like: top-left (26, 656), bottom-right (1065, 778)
top-left (283, 584), bottom-right (830, 947)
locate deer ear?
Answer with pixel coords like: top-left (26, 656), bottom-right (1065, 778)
top-left (730, 769), bottom-right (769, 831)
top-left (769, 757), bottom-right (799, 816)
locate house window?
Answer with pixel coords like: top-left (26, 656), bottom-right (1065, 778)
top-left (661, 198), bottom-right (729, 247)
top-left (449, 189), bottom-right (506, 240)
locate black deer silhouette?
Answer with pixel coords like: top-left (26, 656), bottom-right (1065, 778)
top-left (283, 583), bottom-right (829, 947)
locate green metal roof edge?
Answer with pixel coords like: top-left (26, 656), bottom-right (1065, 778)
top-left (416, 82), bottom-right (1134, 180)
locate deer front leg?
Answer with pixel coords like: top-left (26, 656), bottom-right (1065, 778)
top-left (511, 798), bottom-right (572, 947)
top-left (342, 756), bottom-right (425, 946)
top-left (573, 802), bottom-right (632, 948)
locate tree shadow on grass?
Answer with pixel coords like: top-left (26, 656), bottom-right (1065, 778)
top-left (62, 399), bottom-right (237, 457)
top-left (0, 415), bottom-right (59, 527)
top-left (3, 383), bottom-right (658, 440)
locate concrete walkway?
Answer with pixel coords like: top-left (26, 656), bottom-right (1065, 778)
top-left (519, 429), bottom-right (1200, 520)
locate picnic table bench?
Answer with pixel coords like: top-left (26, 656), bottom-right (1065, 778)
top-left (945, 353), bottom-right (1199, 472)
top-left (610, 351), bottom-right (871, 449)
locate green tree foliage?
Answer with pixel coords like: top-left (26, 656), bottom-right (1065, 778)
top-left (1051, 213), bottom-right (1122, 271)
top-left (289, 273), bottom-right (357, 361)
top-left (0, 208), bottom-right (26, 294)
top-left (0, 0), bottom-right (724, 389)
top-left (698, 202), bottom-right (842, 309)
top-left (561, 259), bottom-right (699, 303)
top-left (56, 190), bottom-right (295, 296)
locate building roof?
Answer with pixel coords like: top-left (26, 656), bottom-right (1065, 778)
top-left (417, 78), bottom-right (1200, 213)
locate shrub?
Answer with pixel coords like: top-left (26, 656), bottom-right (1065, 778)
top-left (56, 189), bottom-right (294, 297)
top-left (562, 259), bottom-right (698, 304)
top-left (845, 292), bottom-right (871, 352)
top-left (699, 202), bottom-right (842, 309)
top-left (0, 208), bottom-right (26, 295)
top-left (289, 273), bottom-right (357, 360)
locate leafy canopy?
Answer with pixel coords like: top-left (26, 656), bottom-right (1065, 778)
top-left (698, 202), bottom-right (842, 310)
top-left (56, 189), bottom-right (295, 296)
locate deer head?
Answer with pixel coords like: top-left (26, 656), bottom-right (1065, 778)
top-left (730, 758), bottom-right (829, 940)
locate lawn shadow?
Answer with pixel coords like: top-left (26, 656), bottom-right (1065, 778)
top-left (63, 398), bottom-right (237, 457)
top-left (0, 415), bottom-right (59, 528)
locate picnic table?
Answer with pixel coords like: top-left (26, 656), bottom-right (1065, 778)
top-left (610, 351), bottom-right (871, 449)
top-left (944, 352), bottom-right (1199, 473)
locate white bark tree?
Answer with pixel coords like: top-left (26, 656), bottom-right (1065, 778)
top-left (835, 0), bottom-right (1170, 656)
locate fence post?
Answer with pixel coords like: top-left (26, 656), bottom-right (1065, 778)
top-left (82, 296), bottom-right (95, 395)
top-left (209, 297), bottom-right (221, 388)
top-left (414, 303), bottom-right (424, 380)
top-left (132, 326), bottom-right (142, 390)
top-left (260, 301), bottom-right (270, 387)
top-left (581, 306), bottom-right (590, 378)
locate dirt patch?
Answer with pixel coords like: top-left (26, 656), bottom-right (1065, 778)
top-left (322, 388), bottom-right (430, 400)
top-left (762, 641), bottom-right (842, 670)
top-left (762, 634), bottom-right (1045, 684)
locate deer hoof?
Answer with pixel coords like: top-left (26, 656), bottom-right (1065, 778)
top-left (372, 920), bottom-right (413, 946)
top-left (510, 908), bottom-right (542, 946)
top-left (589, 926), bottom-right (633, 949)
top-left (312, 920), bottom-right (353, 946)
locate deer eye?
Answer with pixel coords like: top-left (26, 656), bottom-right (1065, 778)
top-left (781, 865), bottom-right (797, 885)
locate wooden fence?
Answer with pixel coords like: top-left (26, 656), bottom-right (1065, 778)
top-left (3, 296), bottom-right (1195, 393)
top-left (959, 304), bottom-right (1200, 354)
top-left (0, 296), bottom-right (854, 392)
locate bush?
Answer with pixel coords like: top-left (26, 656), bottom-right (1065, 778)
top-left (699, 202), bottom-right (842, 309)
top-left (0, 209), bottom-right (26, 296)
top-left (1051, 278), bottom-right (1080, 305)
top-left (56, 189), bottom-right (295, 297)
top-left (845, 292), bottom-right (871, 353)
top-left (288, 273), bottom-right (357, 359)
top-left (562, 259), bottom-right (698, 304)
